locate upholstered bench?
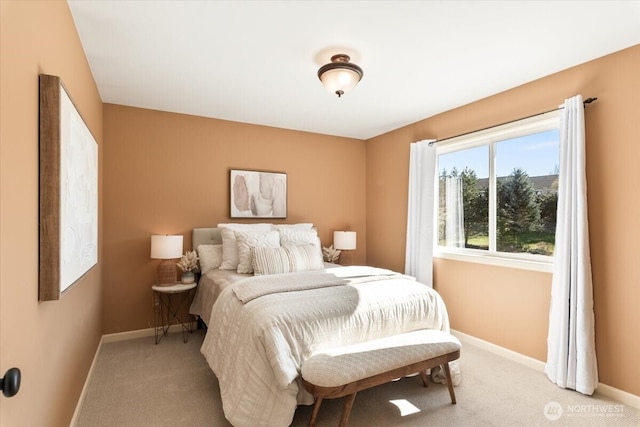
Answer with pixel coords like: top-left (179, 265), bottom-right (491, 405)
top-left (301, 329), bottom-right (461, 427)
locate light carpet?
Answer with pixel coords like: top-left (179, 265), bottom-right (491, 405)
top-left (74, 330), bottom-right (639, 426)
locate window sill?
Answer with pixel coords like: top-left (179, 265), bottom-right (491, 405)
top-left (434, 251), bottom-right (553, 273)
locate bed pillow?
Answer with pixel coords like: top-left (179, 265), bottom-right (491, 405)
top-left (279, 227), bottom-right (321, 249)
top-left (218, 223), bottom-right (273, 230)
top-left (252, 244), bottom-right (324, 275)
top-left (197, 244), bottom-right (223, 274)
top-left (235, 230), bottom-right (280, 274)
top-left (219, 228), bottom-right (240, 270)
top-left (271, 223), bottom-right (314, 230)
top-left (285, 244), bottom-right (324, 271)
top-left (252, 246), bottom-right (291, 275)
top-left (218, 223), bottom-right (272, 270)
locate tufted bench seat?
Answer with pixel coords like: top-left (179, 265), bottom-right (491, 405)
top-left (300, 329), bottom-right (461, 427)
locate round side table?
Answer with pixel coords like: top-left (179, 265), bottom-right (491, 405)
top-left (152, 282), bottom-right (197, 344)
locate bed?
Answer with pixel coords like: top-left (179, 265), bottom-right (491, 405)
top-left (189, 225), bottom-right (454, 427)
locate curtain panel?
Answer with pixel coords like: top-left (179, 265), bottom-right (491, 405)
top-left (445, 176), bottom-right (465, 247)
top-left (405, 140), bottom-right (436, 287)
top-left (545, 94), bottom-right (598, 395)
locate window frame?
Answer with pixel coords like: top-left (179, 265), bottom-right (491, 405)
top-left (433, 110), bottom-right (560, 273)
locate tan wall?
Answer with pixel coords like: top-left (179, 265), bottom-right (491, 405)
top-left (366, 44), bottom-right (640, 396)
top-left (102, 105), bottom-right (366, 333)
top-left (0, 1), bottom-right (103, 426)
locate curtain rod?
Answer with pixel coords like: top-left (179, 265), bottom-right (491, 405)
top-left (428, 97), bottom-right (597, 146)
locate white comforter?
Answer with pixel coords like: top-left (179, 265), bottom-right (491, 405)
top-left (200, 266), bottom-right (451, 427)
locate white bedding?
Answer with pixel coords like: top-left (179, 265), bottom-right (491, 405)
top-left (189, 268), bottom-right (248, 325)
top-left (200, 266), bottom-right (451, 427)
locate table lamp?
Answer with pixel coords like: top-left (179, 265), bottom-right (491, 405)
top-left (334, 231), bottom-right (356, 264)
top-left (151, 234), bottom-right (183, 286)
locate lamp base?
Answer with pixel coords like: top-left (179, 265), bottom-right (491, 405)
top-left (339, 251), bottom-right (352, 266)
top-left (157, 260), bottom-right (177, 286)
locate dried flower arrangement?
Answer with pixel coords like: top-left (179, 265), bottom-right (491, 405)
top-left (322, 245), bottom-right (341, 263)
top-left (176, 250), bottom-right (199, 272)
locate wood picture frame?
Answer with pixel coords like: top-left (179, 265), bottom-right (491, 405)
top-left (39, 74), bottom-right (98, 301)
top-left (230, 169), bottom-right (287, 218)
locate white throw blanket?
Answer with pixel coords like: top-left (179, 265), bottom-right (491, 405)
top-left (201, 267), bottom-right (451, 427)
top-left (232, 266), bottom-right (409, 303)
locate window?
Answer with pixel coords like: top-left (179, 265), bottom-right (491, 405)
top-left (435, 111), bottom-right (559, 270)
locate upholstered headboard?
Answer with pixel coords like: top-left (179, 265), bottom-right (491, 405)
top-left (192, 227), bottom-right (222, 249)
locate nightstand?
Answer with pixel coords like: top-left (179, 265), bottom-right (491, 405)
top-left (152, 282), bottom-right (197, 344)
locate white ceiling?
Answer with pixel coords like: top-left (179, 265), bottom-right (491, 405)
top-left (67, 1), bottom-right (640, 140)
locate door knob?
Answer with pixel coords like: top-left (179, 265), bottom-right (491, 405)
top-left (1, 368), bottom-right (21, 398)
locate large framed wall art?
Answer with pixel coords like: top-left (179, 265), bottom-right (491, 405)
top-left (39, 74), bottom-right (98, 301)
top-left (230, 169), bottom-right (287, 218)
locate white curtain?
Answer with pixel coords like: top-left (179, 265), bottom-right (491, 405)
top-left (445, 177), bottom-right (465, 247)
top-left (545, 95), bottom-right (598, 395)
top-left (405, 140), bottom-right (436, 287)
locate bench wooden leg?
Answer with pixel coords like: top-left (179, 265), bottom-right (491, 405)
top-left (339, 392), bottom-right (357, 427)
top-left (308, 396), bottom-right (323, 427)
top-left (419, 370), bottom-right (429, 387)
top-left (442, 363), bottom-right (456, 404)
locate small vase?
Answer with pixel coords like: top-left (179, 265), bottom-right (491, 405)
top-left (181, 271), bottom-right (195, 284)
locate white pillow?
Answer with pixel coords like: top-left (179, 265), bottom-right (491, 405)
top-left (252, 246), bottom-right (291, 276)
top-left (197, 244), bottom-right (223, 274)
top-left (279, 227), bottom-right (321, 250)
top-left (252, 244), bottom-right (324, 276)
top-left (285, 244), bottom-right (324, 272)
top-left (218, 223), bottom-right (272, 230)
top-left (271, 223), bottom-right (314, 230)
top-left (235, 230), bottom-right (280, 274)
top-left (218, 223), bottom-right (272, 270)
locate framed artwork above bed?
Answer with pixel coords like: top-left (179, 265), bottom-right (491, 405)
top-left (230, 169), bottom-right (287, 218)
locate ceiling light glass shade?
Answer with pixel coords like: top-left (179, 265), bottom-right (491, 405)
top-left (318, 54), bottom-right (363, 97)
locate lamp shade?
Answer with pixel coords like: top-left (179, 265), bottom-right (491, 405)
top-left (318, 54), bottom-right (363, 98)
top-left (150, 235), bottom-right (183, 259)
top-left (334, 231), bottom-right (356, 251)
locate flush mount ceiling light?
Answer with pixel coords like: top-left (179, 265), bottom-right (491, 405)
top-left (317, 54), bottom-right (363, 98)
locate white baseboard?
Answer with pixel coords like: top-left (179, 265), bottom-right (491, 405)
top-left (451, 329), bottom-right (640, 410)
top-left (596, 383), bottom-right (640, 410)
top-left (70, 324), bottom-right (195, 425)
top-left (69, 335), bottom-right (105, 427)
top-left (101, 323), bottom-right (191, 343)
top-left (451, 329), bottom-right (546, 372)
